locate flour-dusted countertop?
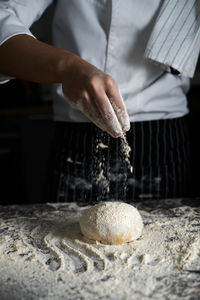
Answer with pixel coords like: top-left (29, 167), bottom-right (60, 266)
top-left (0, 199), bottom-right (200, 300)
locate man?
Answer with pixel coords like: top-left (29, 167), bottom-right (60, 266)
top-left (0, 0), bottom-right (200, 202)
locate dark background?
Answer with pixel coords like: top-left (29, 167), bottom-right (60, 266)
top-left (0, 5), bottom-right (200, 204)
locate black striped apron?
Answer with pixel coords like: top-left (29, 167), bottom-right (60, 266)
top-left (46, 116), bottom-right (191, 203)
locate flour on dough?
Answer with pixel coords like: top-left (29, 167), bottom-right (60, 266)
top-left (79, 202), bottom-right (143, 245)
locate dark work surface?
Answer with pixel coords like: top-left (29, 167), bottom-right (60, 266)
top-left (0, 197), bottom-right (199, 210)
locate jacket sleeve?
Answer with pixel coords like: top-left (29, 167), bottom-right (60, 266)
top-left (144, 0), bottom-right (200, 78)
top-left (0, 0), bottom-right (53, 82)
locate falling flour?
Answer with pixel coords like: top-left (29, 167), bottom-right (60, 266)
top-left (120, 134), bottom-right (133, 173)
top-left (93, 131), bottom-right (133, 201)
top-left (0, 200), bottom-right (200, 299)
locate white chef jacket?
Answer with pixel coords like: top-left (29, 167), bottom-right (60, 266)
top-left (0, 0), bottom-right (200, 123)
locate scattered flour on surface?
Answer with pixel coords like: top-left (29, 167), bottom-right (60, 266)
top-left (0, 201), bottom-right (199, 299)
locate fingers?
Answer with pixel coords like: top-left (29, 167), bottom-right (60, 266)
top-left (75, 90), bottom-right (121, 138)
top-left (62, 57), bottom-right (130, 138)
top-left (105, 76), bottom-right (130, 132)
top-left (89, 75), bottom-right (130, 136)
top-left (93, 92), bottom-right (124, 138)
top-left (88, 78), bottom-right (124, 137)
top-left (79, 75), bottom-right (130, 138)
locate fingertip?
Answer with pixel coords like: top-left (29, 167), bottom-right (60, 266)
top-left (123, 123), bottom-right (131, 132)
top-left (121, 118), bottom-right (131, 133)
top-left (111, 131), bottom-right (124, 138)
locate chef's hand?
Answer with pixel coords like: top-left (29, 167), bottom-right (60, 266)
top-left (0, 34), bottom-right (130, 137)
top-left (61, 55), bottom-right (130, 138)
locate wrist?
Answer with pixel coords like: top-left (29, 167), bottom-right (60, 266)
top-left (55, 50), bottom-right (78, 83)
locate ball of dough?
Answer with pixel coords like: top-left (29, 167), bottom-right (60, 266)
top-left (79, 202), bottom-right (143, 245)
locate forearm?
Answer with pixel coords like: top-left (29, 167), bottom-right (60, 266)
top-left (0, 34), bottom-right (74, 83)
top-left (0, 33), bottom-right (130, 137)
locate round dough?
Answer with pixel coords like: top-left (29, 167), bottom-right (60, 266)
top-left (79, 202), bottom-right (143, 245)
